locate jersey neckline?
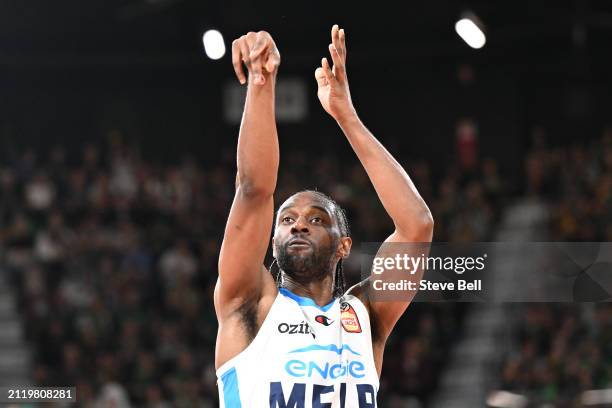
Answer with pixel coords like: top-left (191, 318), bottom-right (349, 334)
top-left (278, 287), bottom-right (336, 312)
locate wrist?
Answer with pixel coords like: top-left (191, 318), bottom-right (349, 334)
top-left (336, 109), bottom-right (360, 128)
top-left (248, 71), bottom-right (277, 87)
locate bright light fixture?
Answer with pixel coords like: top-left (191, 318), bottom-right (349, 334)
top-left (203, 29), bottom-right (226, 60)
top-left (455, 17), bottom-right (486, 49)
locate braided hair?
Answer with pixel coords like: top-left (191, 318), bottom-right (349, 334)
top-left (270, 190), bottom-right (350, 298)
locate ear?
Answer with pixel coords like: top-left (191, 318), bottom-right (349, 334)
top-left (337, 236), bottom-right (352, 259)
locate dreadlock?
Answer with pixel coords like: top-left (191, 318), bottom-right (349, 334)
top-left (270, 190), bottom-right (351, 298)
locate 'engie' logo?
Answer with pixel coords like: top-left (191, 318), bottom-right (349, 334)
top-left (285, 360), bottom-right (366, 379)
top-left (284, 344), bottom-right (365, 379)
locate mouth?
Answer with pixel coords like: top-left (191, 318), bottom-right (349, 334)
top-left (288, 238), bottom-right (312, 249)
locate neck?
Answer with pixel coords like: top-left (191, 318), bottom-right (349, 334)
top-left (280, 272), bottom-right (336, 306)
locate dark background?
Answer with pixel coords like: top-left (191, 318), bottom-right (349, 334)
top-left (2, 1), bottom-right (611, 173)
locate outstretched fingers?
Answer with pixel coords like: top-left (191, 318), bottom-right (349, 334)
top-left (331, 24), bottom-right (343, 58)
top-left (321, 57), bottom-right (334, 83)
top-left (329, 25), bottom-right (347, 82)
top-left (328, 43), bottom-right (345, 81)
top-left (339, 28), bottom-right (346, 57)
top-left (314, 67), bottom-right (325, 86)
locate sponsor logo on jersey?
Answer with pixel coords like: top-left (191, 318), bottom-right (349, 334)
top-left (315, 315), bottom-right (333, 326)
top-left (277, 321), bottom-right (314, 337)
top-left (340, 302), bottom-right (362, 333)
top-left (285, 359), bottom-right (366, 379)
top-left (284, 344), bottom-right (365, 379)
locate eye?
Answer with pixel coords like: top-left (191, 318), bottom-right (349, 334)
top-left (311, 217), bottom-right (323, 224)
top-left (281, 216), bottom-right (294, 224)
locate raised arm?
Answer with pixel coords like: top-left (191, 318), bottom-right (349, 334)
top-left (315, 25), bottom-right (434, 341)
top-left (215, 31), bottom-right (281, 317)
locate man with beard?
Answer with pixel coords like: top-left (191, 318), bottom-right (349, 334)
top-left (215, 25), bottom-right (433, 407)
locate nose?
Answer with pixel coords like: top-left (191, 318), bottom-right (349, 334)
top-left (290, 216), bottom-right (309, 234)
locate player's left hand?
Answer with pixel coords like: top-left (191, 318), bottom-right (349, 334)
top-left (315, 25), bottom-right (357, 122)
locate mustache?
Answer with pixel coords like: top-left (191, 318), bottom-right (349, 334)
top-left (285, 236), bottom-right (314, 247)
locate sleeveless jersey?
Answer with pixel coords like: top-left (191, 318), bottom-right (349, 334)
top-left (216, 287), bottom-right (379, 407)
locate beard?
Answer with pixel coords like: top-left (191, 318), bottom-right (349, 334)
top-left (275, 237), bottom-right (338, 283)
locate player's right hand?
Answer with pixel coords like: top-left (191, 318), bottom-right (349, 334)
top-left (231, 31), bottom-right (280, 86)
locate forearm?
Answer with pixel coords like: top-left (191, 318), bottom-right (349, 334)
top-left (236, 76), bottom-right (279, 196)
top-left (338, 114), bottom-right (433, 238)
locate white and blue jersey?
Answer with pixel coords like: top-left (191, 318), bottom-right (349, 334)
top-left (216, 287), bottom-right (379, 407)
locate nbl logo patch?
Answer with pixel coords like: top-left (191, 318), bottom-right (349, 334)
top-left (315, 315), bottom-right (333, 326)
top-left (340, 302), bottom-right (362, 333)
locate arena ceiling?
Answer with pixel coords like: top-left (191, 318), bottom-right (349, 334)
top-left (2, 0), bottom-right (612, 71)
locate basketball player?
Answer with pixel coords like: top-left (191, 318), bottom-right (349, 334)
top-left (215, 25), bottom-right (433, 407)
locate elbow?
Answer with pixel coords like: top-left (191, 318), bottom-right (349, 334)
top-left (422, 209), bottom-right (434, 231)
top-left (415, 209), bottom-right (434, 239)
top-left (398, 209), bottom-right (434, 242)
top-left (423, 211), bottom-right (435, 239)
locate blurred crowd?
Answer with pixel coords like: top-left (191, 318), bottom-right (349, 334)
top-left (379, 303), bottom-right (467, 407)
top-left (498, 303), bottom-right (612, 407)
top-left (495, 128), bottom-right (612, 407)
top-left (525, 127), bottom-right (612, 241)
top-left (0, 132), bottom-right (503, 406)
